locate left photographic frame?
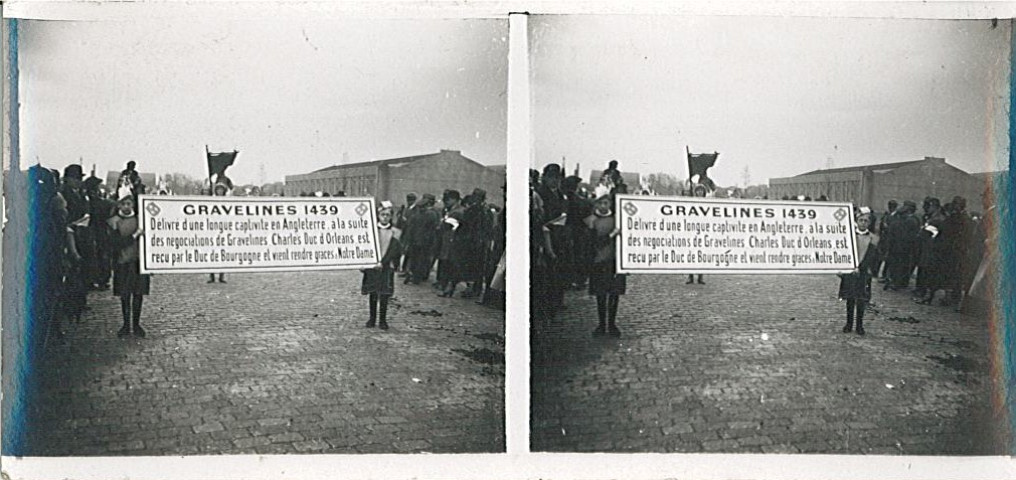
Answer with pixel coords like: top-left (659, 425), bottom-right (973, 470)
top-left (2, 14), bottom-right (508, 456)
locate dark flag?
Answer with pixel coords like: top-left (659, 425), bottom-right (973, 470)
top-left (207, 148), bottom-right (238, 179)
top-left (687, 151), bottom-right (718, 180)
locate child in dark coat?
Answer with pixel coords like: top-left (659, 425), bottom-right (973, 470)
top-left (363, 202), bottom-right (403, 330)
top-left (839, 207), bottom-right (879, 335)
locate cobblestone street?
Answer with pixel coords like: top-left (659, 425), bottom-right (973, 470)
top-left (25, 271), bottom-right (504, 455)
top-left (531, 273), bottom-right (1005, 455)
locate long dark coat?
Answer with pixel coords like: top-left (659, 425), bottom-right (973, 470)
top-left (361, 227), bottom-right (403, 296)
top-left (839, 231), bottom-right (880, 301)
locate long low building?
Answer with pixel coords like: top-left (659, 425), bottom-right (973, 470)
top-left (284, 149), bottom-right (505, 206)
top-left (769, 157), bottom-right (993, 211)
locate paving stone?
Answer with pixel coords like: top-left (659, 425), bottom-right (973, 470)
top-left (21, 271), bottom-right (504, 455)
top-left (531, 273), bottom-right (1003, 454)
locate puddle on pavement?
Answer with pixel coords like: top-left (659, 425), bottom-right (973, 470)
top-left (926, 354), bottom-right (978, 373)
top-left (886, 316), bottom-right (920, 324)
top-left (473, 333), bottom-right (503, 343)
top-left (454, 347), bottom-right (504, 377)
top-left (410, 309), bottom-right (444, 317)
top-left (453, 347), bottom-right (505, 365)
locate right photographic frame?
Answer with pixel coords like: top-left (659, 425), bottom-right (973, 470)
top-left (528, 14), bottom-right (1011, 455)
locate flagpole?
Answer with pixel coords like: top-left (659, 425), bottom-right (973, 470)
top-left (206, 145), bottom-right (213, 197)
top-left (686, 145), bottom-right (692, 196)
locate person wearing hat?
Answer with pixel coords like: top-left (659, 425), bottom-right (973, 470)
top-left (885, 200), bottom-right (920, 290)
top-left (396, 192), bottom-right (419, 275)
top-left (919, 197), bottom-right (968, 306)
top-left (913, 197), bottom-right (945, 301)
top-left (404, 193), bottom-right (440, 285)
top-left (687, 182), bottom-right (708, 285)
top-left (536, 164), bottom-right (569, 314)
top-left (458, 187), bottom-right (492, 299)
top-left (585, 184), bottom-right (626, 337)
top-left (362, 201), bottom-right (403, 330)
top-left (839, 207), bottom-right (879, 335)
top-left (876, 199), bottom-right (899, 284)
top-left (28, 166), bottom-right (69, 342)
top-left (85, 175), bottom-right (115, 290)
top-left (435, 190), bottom-right (464, 295)
top-left (440, 191), bottom-right (479, 298)
top-left (207, 176), bottom-right (231, 284)
top-left (109, 194), bottom-right (151, 337)
top-left (60, 163), bottom-right (92, 323)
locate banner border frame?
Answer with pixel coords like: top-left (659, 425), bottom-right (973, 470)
top-left (613, 194), bottom-right (860, 275)
top-left (137, 194), bottom-right (382, 274)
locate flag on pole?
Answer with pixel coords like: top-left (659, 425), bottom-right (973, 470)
top-left (207, 148), bottom-right (238, 179)
top-left (687, 150), bottom-right (718, 180)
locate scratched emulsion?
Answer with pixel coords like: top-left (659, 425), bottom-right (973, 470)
top-left (1, 18), bottom-right (30, 456)
top-left (1000, 44), bottom-right (1016, 454)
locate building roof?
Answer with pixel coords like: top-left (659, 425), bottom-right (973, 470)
top-left (797, 159), bottom-right (928, 177)
top-left (314, 149), bottom-right (490, 173)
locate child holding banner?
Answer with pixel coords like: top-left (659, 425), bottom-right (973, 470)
top-left (839, 207), bottom-right (880, 336)
top-left (108, 195), bottom-right (151, 338)
top-left (584, 185), bottom-right (626, 337)
top-left (362, 202), bottom-right (403, 330)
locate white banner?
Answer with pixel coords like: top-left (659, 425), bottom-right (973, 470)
top-left (138, 195), bottom-right (381, 274)
top-left (614, 195), bottom-right (859, 274)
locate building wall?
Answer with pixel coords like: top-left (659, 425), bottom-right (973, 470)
top-left (768, 158), bottom-right (989, 212)
top-left (283, 151), bottom-right (506, 205)
top-left (284, 165), bottom-right (378, 197)
top-left (769, 170), bottom-right (863, 202)
top-left (387, 154), bottom-right (505, 207)
top-left (869, 160), bottom-right (987, 212)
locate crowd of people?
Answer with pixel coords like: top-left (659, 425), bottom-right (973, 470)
top-left (530, 160), bottom-right (633, 337)
top-left (530, 158), bottom-right (996, 339)
top-left (20, 159), bottom-right (506, 344)
top-left (359, 189), bottom-right (507, 329)
top-left (24, 161), bottom-right (151, 345)
top-left (874, 195), bottom-right (988, 308)
top-left (392, 188), bottom-right (507, 305)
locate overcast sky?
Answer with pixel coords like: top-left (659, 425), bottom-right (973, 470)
top-left (17, 17), bottom-right (508, 185)
top-left (531, 15), bottom-right (1010, 187)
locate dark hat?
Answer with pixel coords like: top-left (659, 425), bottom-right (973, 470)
top-left (903, 200), bottom-right (917, 208)
top-left (126, 160), bottom-right (136, 170)
top-left (952, 196), bottom-right (967, 210)
top-left (406, 192), bottom-right (418, 200)
top-left (472, 188), bottom-right (487, 202)
top-left (83, 176), bottom-right (102, 190)
top-left (64, 164), bottom-right (84, 179)
top-left (445, 189), bottom-right (461, 201)
top-left (422, 193), bottom-right (436, 202)
top-left (542, 163), bottom-right (562, 178)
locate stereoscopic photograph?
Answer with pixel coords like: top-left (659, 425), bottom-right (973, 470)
top-left (528, 15), bottom-right (1011, 454)
top-left (2, 15), bottom-right (508, 455)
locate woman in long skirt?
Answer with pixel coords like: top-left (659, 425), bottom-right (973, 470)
top-left (839, 207), bottom-right (879, 336)
top-left (108, 195), bottom-right (151, 338)
top-left (585, 185), bottom-right (626, 337)
top-left (362, 202), bottom-right (403, 330)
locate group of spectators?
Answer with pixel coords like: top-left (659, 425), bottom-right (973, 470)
top-left (874, 195), bottom-right (988, 309)
top-left (25, 161), bottom-right (149, 344)
top-left (393, 188), bottom-right (507, 308)
top-left (530, 160), bottom-right (637, 330)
